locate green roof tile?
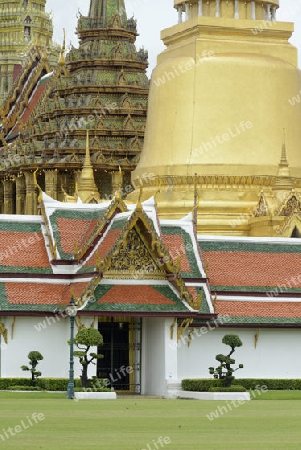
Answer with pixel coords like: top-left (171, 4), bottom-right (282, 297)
top-left (199, 240), bottom-right (301, 254)
top-left (0, 222), bottom-right (42, 233)
top-left (215, 316), bottom-right (301, 325)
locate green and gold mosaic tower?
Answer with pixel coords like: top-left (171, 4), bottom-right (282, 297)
top-left (0, 0), bottom-right (149, 213)
top-left (0, 0), bottom-right (58, 104)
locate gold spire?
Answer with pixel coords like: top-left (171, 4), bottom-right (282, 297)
top-left (77, 130), bottom-right (100, 203)
top-left (193, 173), bottom-right (198, 227)
top-left (33, 168), bottom-right (43, 204)
top-left (136, 186), bottom-right (143, 211)
top-left (58, 29), bottom-right (66, 65)
top-left (278, 129), bottom-right (290, 175)
top-left (273, 130), bottom-right (292, 191)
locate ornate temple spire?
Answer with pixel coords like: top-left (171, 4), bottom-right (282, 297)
top-left (85, 0), bottom-right (127, 28)
top-left (278, 130), bottom-right (290, 178)
top-left (273, 131), bottom-right (292, 191)
top-left (0, 0), bottom-right (148, 213)
top-left (77, 131), bottom-right (100, 203)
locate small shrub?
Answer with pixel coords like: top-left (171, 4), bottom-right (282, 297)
top-left (182, 378), bottom-right (301, 392)
top-left (7, 385), bottom-right (42, 391)
top-left (182, 379), bottom-right (223, 392)
top-left (0, 378), bottom-right (81, 391)
top-left (209, 385), bottom-right (246, 392)
top-left (37, 378), bottom-right (80, 391)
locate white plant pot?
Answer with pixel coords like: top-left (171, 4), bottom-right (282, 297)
top-left (176, 391), bottom-right (251, 401)
top-left (74, 392), bottom-right (117, 400)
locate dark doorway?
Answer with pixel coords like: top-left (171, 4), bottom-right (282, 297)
top-left (97, 320), bottom-right (130, 391)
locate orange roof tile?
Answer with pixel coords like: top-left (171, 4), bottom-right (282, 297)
top-left (84, 228), bottom-right (123, 268)
top-left (162, 235), bottom-right (191, 272)
top-left (0, 231), bottom-right (49, 268)
top-left (5, 282), bottom-right (87, 305)
top-left (57, 218), bottom-right (99, 255)
top-left (98, 285), bottom-right (175, 305)
top-left (203, 251), bottom-right (301, 288)
top-left (21, 83), bottom-right (48, 124)
top-left (216, 300), bottom-right (301, 318)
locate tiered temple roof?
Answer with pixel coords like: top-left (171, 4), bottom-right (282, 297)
top-left (0, 193), bottom-right (214, 320)
top-left (0, 0), bottom-right (149, 215)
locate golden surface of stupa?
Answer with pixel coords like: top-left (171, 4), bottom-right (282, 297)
top-left (130, 0), bottom-right (301, 237)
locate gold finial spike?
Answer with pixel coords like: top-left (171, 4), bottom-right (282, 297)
top-left (254, 328), bottom-right (261, 349)
top-left (111, 167), bottom-right (123, 201)
top-left (33, 168), bottom-right (43, 203)
top-left (77, 130), bottom-right (100, 203)
top-left (154, 179), bottom-right (161, 205)
top-left (175, 254), bottom-right (182, 273)
top-left (280, 129), bottom-right (289, 167)
top-left (58, 29), bottom-right (66, 65)
top-left (74, 240), bottom-right (79, 255)
top-left (276, 128), bottom-right (291, 180)
top-left (136, 186), bottom-right (143, 211)
top-left (85, 130), bottom-right (92, 166)
top-left (196, 289), bottom-right (203, 311)
top-left (193, 173), bottom-right (199, 227)
top-left (33, 168), bottom-right (38, 186)
top-left (70, 287), bottom-right (78, 304)
top-left (213, 293), bottom-right (217, 312)
top-left (36, 18), bottom-right (45, 47)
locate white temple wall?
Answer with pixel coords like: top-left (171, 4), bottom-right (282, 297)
top-left (0, 315), bottom-right (96, 380)
top-left (141, 317), bottom-right (177, 396)
top-left (177, 326), bottom-right (301, 380)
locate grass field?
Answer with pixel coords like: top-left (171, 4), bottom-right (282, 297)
top-left (1, 392), bottom-right (301, 449)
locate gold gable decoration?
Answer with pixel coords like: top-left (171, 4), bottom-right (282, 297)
top-left (254, 194), bottom-right (269, 217)
top-left (279, 195), bottom-right (301, 216)
top-left (75, 204), bottom-right (197, 309)
top-left (106, 228), bottom-right (165, 279)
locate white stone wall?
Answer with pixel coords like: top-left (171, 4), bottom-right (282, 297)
top-left (2, 315), bottom-right (301, 395)
top-left (0, 315), bottom-right (97, 381)
top-left (141, 317), bottom-right (178, 396)
top-left (177, 326), bottom-right (301, 380)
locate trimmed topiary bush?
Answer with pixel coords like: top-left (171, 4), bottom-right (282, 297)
top-left (21, 351), bottom-right (44, 386)
top-left (209, 334), bottom-right (243, 387)
top-left (72, 327), bottom-right (104, 388)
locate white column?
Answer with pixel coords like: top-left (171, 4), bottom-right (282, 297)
top-left (234, 0), bottom-right (239, 19)
top-left (251, 1), bottom-right (256, 20)
top-left (215, 0), bottom-right (220, 18)
top-left (198, 0), bottom-right (203, 16)
top-left (271, 6), bottom-right (276, 21)
top-left (266, 3), bottom-right (271, 20)
top-left (178, 4), bottom-right (183, 23)
top-left (185, 2), bottom-right (190, 20)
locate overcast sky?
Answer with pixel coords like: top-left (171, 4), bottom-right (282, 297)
top-left (46, 0), bottom-right (301, 72)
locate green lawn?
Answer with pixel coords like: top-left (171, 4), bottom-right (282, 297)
top-left (1, 392), bottom-right (301, 449)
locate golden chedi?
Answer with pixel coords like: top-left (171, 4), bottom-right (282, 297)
top-left (130, 0), bottom-right (301, 236)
